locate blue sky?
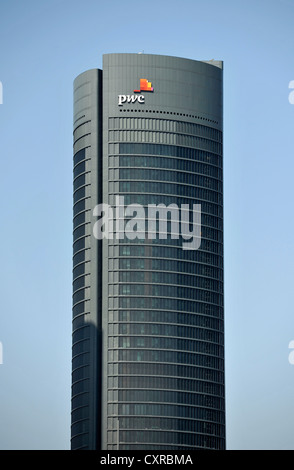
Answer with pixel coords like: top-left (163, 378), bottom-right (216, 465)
top-left (0, 0), bottom-right (294, 450)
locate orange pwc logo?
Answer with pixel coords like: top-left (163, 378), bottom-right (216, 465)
top-left (134, 79), bottom-right (154, 93)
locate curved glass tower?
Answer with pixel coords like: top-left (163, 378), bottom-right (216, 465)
top-left (71, 53), bottom-right (225, 450)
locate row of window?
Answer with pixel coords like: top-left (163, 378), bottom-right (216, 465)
top-left (104, 229), bottom-right (217, 247)
top-left (73, 159), bottom-right (91, 179)
top-left (74, 159), bottom-right (85, 177)
top-left (73, 120), bottom-right (91, 147)
top-left (116, 323), bottom-right (223, 342)
top-left (73, 236), bottom-right (90, 255)
top-left (73, 287), bottom-right (90, 305)
top-left (116, 403), bottom-right (224, 423)
top-left (72, 314), bottom-right (89, 333)
top-left (113, 362), bottom-right (224, 383)
top-left (72, 351), bottom-right (89, 370)
top-left (109, 390), bottom-right (223, 410)
top-left (74, 172), bottom-right (90, 192)
top-left (73, 278), bottom-right (223, 303)
top-left (73, 273), bottom-right (90, 292)
top-left (71, 404), bottom-right (88, 423)
top-left (73, 300), bottom-right (89, 317)
top-left (72, 364), bottom-right (90, 383)
top-left (118, 181), bottom-right (223, 204)
top-left (73, 283), bottom-right (223, 308)
top-left (109, 349), bottom-right (224, 369)
top-left (72, 390), bottom-right (89, 410)
top-left (117, 444), bottom-right (223, 450)
top-left (72, 338), bottom-right (89, 358)
top-left (109, 194), bottom-right (223, 219)
top-left (72, 370), bottom-right (224, 400)
top-left (113, 337), bottom-right (223, 357)
top-left (112, 303), bottom-right (219, 322)
top-left (73, 260), bottom-right (90, 279)
top-left (72, 376), bottom-right (89, 398)
top-left (72, 361), bottom-right (225, 386)
top-left (108, 416), bottom-right (225, 438)
top-left (76, 225), bottom-right (101, 246)
top-left (115, 297), bottom-right (224, 317)
top-left (117, 284), bottom-right (222, 304)
top-left (118, 243), bottom-right (223, 260)
top-left (74, 185), bottom-right (89, 204)
top-left (73, 147), bottom-right (86, 167)
top-left (109, 130), bottom-right (222, 155)
top-left (109, 184), bottom-right (223, 208)
top-left (108, 117), bottom-right (222, 143)
top-left (71, 419), bottom-right (89, 437)
top-left (109, 155), bottom-right (222, 178)
top-left (73, 197), bottom-right (91, 218)
top-left (73, 223), bottom-right (90, 243)
top-left (73, 235), bottom-right (223, 263)
top-left (111, 254), bottom-right (223, 271)
top-left (116, 310), bottom-right (224, 330)
top-left (72, 148), bottom-right (92, 351)
top-left (115, 230), bottom-right (219, 246)
top-left (114, 376), bottom-right (224, 396)
top-left (117, 258), bottom-right (223, 279)
top-left (72, 324), bottom-right (91, 344)
top-left (75, 216), bottom-right (221, 245)
top-left (73, 247), bottom-right (90, 267)
top-left (110, 282), bottom-right (220, 299)
top-left (72, 285), bottom-right (223, 327)
top-left (74, 187), bottom-right (223, 218)
top-left (73, 210), bottom-right (90, 230)
top-left (72, 148), bottom-right (90, 448)
top-left (118, 143), bottom-right (222, 166)
top-left (113, 168), bottom-right (222, 192)
top-left (115, 270), bottom-right (222, 291)
top-left (117, 108), bottom-right (220, 126)
top-left (114, 430), bottom-right (224, 449)
top-left (70, 433), bottom-right (88, 450)
top-left (73, 195), bottom-right (223, 227)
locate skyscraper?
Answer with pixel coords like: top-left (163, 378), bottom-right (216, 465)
top-left (71, 53), bottom-right (225, 450)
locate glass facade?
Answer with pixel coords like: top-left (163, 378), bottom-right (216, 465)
top-left (72, 69), bottom-right (102, 450)
top-left (72, 146), bottom-right (92, 449)
top-left (106, 115), bottom-right (225, 450)
top-left (72, 54), bottom-right (225, 451)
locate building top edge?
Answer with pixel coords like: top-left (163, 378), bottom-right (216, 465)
top-left (73, 68), bottom-right (102, 86)
top-left (102, 52), bottom-right (223, 70)
top-left (73, 54), bottom-right (223, 84)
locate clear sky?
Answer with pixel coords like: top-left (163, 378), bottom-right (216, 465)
top-left (0, 0), bottom-right (294, 450)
